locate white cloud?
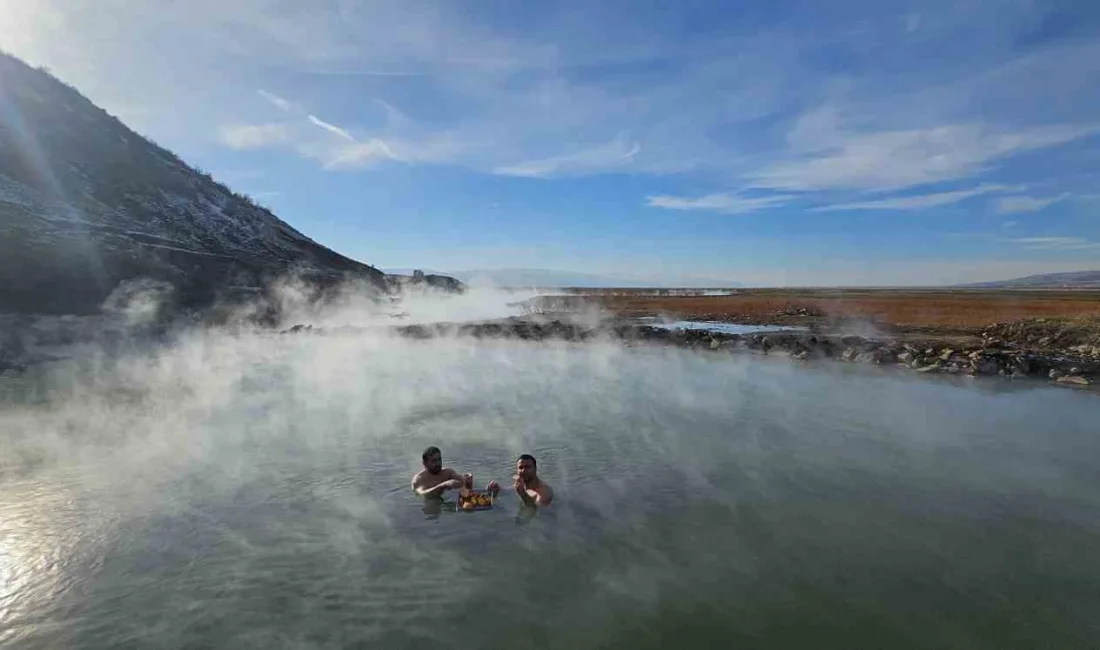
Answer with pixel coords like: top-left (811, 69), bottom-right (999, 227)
top-left (1009, 237), bottom-right (1100, 251)
top-left (813, 184), bottom-right (1013, 211)
top-left (218, 123), bottom-right (290, 149)
top-left (493, 137), bottom-right (641, 178)
top-left (375, 98), bottom-right (412, 128)
top-left (257, 89), bottom-right (293, 112)
top-left (317, 139), bottom-right (399, 169)
top-left (751, 117), bottom-right (1099, 192)
top-left (646, 192), bottom-right (790, 214)
top-left (310, 133), bottom-right (465, 170)
top-left (307, 114), bottom-right (355, 141)
top-left (993, 194), bottom-right (1068, 214)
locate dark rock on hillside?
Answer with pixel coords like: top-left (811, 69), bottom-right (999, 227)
top-left (0, 53), bottom-right (459, 318)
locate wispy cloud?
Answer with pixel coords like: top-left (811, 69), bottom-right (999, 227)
top-left (493, 136), bottom-right (641, 178)
top-left (646, 192), bottom-right (790, 214)
top-left (993, 193), bottom-right (1068, 214)
top-left (317, 139), bottom-right (399, 169)
top-left (307, 114), bottom-right (355, 141)
top-left (750, 114), bottom-right (1099, 192)
top-left (257, 89), bottom-right (293, 112)
top-left (1010, 237), bottom-right (1100, 250)
top-left (813, 184), bottom-right (1014, 211)
top-left (218, 123), bottom-right (290, 149)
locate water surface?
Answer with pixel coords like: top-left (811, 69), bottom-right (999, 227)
top-left (1, 334), bottom-right (1098, 648)
top-left (636, 317), bottom-right (806, 335)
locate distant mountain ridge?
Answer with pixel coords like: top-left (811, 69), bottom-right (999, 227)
top-left (0, 52), bottom-right (457, 317)
top-left (962, 270), bottom-right (1100, 289)
top-left (384, 268), bottom-right (742, 288)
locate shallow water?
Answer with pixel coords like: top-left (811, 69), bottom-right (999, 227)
top-left (636, 317), bottom-right (806, 335)
top-left (1, 333), bottom-right (1098, 649)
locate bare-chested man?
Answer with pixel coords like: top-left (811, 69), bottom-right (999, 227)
top-left (513, 454), bottom-right (553, 507)
top-left (411, 446), bottom-right (500, 497)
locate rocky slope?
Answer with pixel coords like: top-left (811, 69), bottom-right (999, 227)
top-left (0, 52), bottom-right (456, 317)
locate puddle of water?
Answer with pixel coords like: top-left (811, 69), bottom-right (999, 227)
top-left (636, 318), bottom-right (807, 335)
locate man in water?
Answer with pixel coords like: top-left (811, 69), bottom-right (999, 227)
top-left (513, 454), bottom-right (552, 507)
top-left (411, 446), bottom-right (500, 497)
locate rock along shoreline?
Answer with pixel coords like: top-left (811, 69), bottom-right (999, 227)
top-left (280, 315), bottom-right (1100, 391)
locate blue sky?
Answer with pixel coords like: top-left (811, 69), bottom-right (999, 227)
top-left (3, 0), bottom-right (1099, 285)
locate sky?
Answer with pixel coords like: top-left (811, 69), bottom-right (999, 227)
top-left (2, 0), bottom-right (1099, 286)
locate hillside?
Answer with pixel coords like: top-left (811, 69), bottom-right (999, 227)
top-left (0, 53), bottom-right (453, 317)
top-left (963, 270), bottom-right (1100, 289)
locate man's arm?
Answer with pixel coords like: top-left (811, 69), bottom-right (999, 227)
top-left (412, 469), bottom-right (463, 496)
top-left (515, 477), bottom-right (552, 507)
top-left (514, 476), bottom-right (537, 507)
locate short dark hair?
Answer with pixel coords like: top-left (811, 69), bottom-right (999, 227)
top-left (517, 453), bottom-right (536, 467)
top-left (422, 446), bottom-right (441, 462)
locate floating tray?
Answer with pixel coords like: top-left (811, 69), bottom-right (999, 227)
top-left (455, 489), bottom-right (495, 511)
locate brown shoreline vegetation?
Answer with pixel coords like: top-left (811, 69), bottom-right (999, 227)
top-left (283, 288), bottom-right (1100, 391)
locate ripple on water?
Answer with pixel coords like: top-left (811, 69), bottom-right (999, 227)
top-left (0, 338), bottom-right (1098, 648)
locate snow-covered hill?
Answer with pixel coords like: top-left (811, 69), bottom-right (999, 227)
top-left (0, 52), bottom-right (447, 316)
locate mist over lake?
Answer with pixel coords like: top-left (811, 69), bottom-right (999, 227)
top-left (2, 321), bottom-right (1098, 649)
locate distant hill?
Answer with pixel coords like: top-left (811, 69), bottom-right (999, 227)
top-left (963, 270), bottom-right (1100, 289)
top-left (384, 268), bottom-right (741, 288)
top-left (0, 52), bottom-right (457, 317)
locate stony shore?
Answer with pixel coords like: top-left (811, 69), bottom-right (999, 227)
top-left (3, 311), bottom-right (1096, 392)
top-left (279, 314), bottom-right (1100, 391)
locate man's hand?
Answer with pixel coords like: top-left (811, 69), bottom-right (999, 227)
top-left (513, 474), bottom-right (535, 506)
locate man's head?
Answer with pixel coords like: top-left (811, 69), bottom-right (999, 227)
top-left (422, 446), bottom-right (443, 475)
top-left (516, 454), bottom-right (537, 482)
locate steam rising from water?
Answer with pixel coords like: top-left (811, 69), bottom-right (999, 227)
top-left (1, 290), bottom-right (1099, 648)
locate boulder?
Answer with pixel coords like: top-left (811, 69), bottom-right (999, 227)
top-left (970, 356), bottom-right (1001, 376)
top-left (939, 349), bottom-right (955, 361)
top-left (1049, 369), bottom-right (1064, 380)
top-left (897, 351), bottom-right (914, 364)
top-left (841, 347), bottom-right (859, 362)
top-left (1056, 375), bottom-right (1091, 386)
top-left (916, 363), bottom-right (941, 373)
